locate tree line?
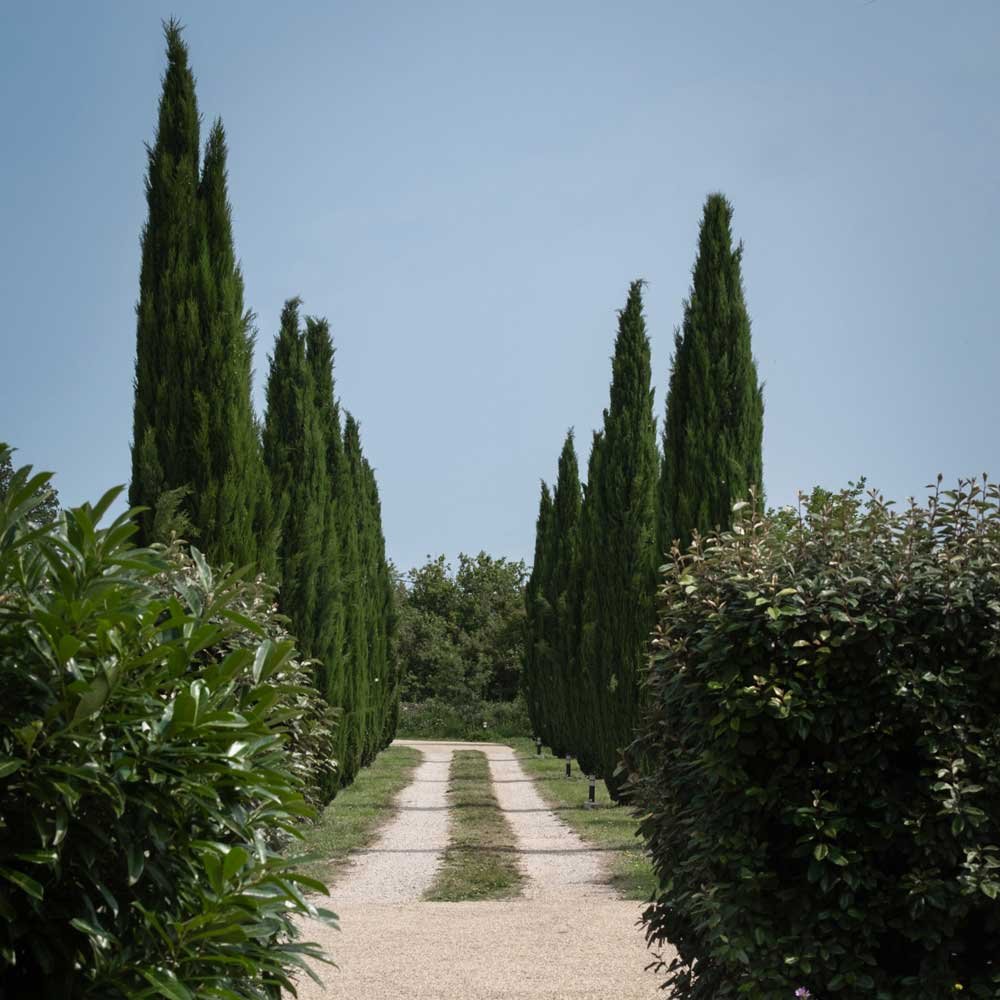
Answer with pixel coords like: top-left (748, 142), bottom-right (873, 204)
top-left (522, 194), bottom-right (763, 797)
top-left (128, 21), bottom-right (396, 794)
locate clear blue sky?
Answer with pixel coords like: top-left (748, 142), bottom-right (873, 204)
top-left (2, 1), bottom-right (997, 571)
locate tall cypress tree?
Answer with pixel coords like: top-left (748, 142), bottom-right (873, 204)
top-left (523, 482), bottom-right (553, 747)
top-left (578, 281), bottom-right (658, 798)
top-left (339, 414), bottom-right (368, 786)
top-left (548, 430), bottom-right (582, 757)
top-left (572, 430), bottom-right (604, 779)
top-left (304, 315), bottom-right (344, 710)
top-left (130, 20), bottom-right (200, 540)
top-left (262, 299), bottom-right (326, 656)
top-left (357, 450), bottom-right (394, 766)
top-left (194, 121), bottom-right (275, 573)
top-left (130, 22), bottom-right (272, 572)
top-left (659, 194), bottom-right (764, 554)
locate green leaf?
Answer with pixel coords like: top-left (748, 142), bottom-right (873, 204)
top-left (0, 758), bottom-right (25, 780)
top-left (140, 969), bottom-right (194, 1000)
top-left (222, 846), bottom-right (249, 883)
top-left (0, 866), bottom-right (44, 900)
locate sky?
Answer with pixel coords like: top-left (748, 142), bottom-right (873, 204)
top-left (2, 1), bottom-right (998, 572)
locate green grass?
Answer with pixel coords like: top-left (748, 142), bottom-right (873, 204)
top-left (424, 750), bottom-right (524, 901)
top-left (296, 745), bottom-right (422, 881)
top-left (507, 737), bottom-right (657, 900)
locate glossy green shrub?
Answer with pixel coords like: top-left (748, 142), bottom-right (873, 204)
top-left (629, 481), bottom-right (1000, 999)
top-left (0, 450), bottom-right (336, 998)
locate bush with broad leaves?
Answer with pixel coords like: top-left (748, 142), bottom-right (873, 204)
top-left (629, 480), bottom-right (1000, 999)
top-left (0, 446), bottom-right (336, 998)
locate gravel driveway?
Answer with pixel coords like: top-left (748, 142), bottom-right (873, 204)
top-left (293, 740), bottom-right (670, 999)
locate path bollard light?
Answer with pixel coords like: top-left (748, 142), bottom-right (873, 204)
top-left (535, 736), bottom-right (542, 756)
top-left (565, 753), bottom-right (572, 779)
top-left (588, 775), bottom-right (596, 806)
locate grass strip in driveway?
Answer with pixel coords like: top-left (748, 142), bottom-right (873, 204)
top-left (507, 737), bottom-right (656, 900)
top-left (424, 750), bottom-right (524, 901)
top-left (297, 745), bottom-right (422, 881)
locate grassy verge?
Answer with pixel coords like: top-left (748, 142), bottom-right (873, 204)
top-left (424, 750), bottom-right (524, 901)
top-left (296, 745), bottom-right (422, 882)
top-left (507, 737), bottom-right (657, 900)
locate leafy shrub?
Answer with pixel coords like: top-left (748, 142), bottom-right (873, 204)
top-left (629, 481), bottom-right (1000, 999)
top-left (396, 697), bottom-right (531, 742)
top-left (0, 451), bottom-right (336, 998)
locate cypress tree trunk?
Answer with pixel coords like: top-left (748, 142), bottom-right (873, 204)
top-left (130, 23), bottom-right (272, 572)
top-left (578, 282), bottom-right (658, 799)
top-left (659, 194), bottom-right (764, 555)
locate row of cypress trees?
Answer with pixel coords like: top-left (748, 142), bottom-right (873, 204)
top-left (129, 21), bottom-right (397, 793)
top-left (524, 195), bottom-right (764, 797)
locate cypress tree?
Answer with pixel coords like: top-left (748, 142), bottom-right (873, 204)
top-left (523, 482), bottom-right (553, 747)
top-left (130, 20), bottom-right (200, 541)
top-left (572, 430), bottom-right (603, 779)
top-left (547, 430), bottom-right (582, 758)
top-left (339, 414), bottom-right (368, 785)
top-left (357, 452), bottom-right (393, 766)
top-left (262, 299), bottom-right (326, 657)
top-left (195, 121), bottom-right (276, 574)
top-left (304, 316), bottom-right (344, 711)
top-left (659, 193), bottom-right (764, 554)
top-left (578, 282), bottom-right (658, 798)
top-left (130, 22), bottom-right (272, 572)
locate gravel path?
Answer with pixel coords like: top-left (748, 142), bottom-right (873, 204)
top-left (292, 740), bottom-right (670, 999)
top-left (327, 741), bottom-right (454, 903)
top-left (484, 743), bottom-right (614, 900)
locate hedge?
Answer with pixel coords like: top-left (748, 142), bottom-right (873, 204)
top-left (629, 481), bottom-right (1000, 999)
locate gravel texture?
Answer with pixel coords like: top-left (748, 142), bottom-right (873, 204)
top-left (484, 743), bottom-right (613, 900)
top-left (292, 740), bottom-right (672, 999)
top-left (326, 741), bottom-right (454, 903)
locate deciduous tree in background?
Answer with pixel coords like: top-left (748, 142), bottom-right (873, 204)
top-left (398, 552), bottom-right (527, 709)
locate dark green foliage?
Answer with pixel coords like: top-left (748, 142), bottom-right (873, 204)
top-left (304, 316), bottom-right (345, 714)
top-left (659, 193), bottom-right (764, 555)
top-left (397, 553), bottom-right (527, 708)
top-left (0, 450), bottom-right (335, 997)
top-left (395, 698), bottom-right (531, 742)
top-left (130, 21), bottom-right (274, 574)
top-left (262, 299), bottom-right (326, 661)
top-left (546, 432), bottom-right (583, 756)
top-left (523, 433), bottom-right (585, 759)
top-left (570, 430), bottom-right (604, 779)
top-left (264, 312), bottom-right (397, 793)
top-left (576, 281), bottom-right (659, 796)
top-left (0, 445), bottom-right (59, 524)
top-left (630, 482), bottom-right (1000, 999)
top-left (523, 483), bottom-right (553, 746)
